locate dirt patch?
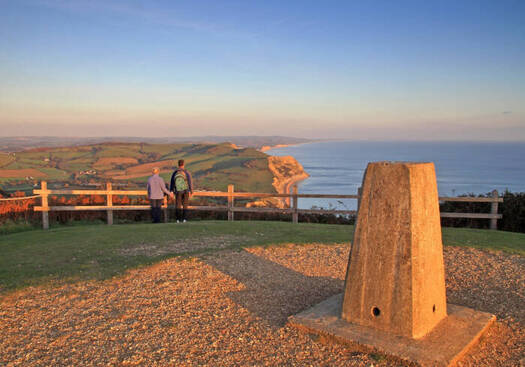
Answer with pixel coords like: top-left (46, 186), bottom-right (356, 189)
top-left (119, 235), bottom-right (251, 256)
top-left (0, 168), bottom-right (47, 178)
top-left (0, 245), bottom-right (523, 366)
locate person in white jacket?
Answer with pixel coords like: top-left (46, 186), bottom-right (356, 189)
top-left (147, 167), bottom-right (173, 223)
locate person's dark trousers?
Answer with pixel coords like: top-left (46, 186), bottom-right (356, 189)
top-left (175, 191), bottom-right (189, 221)
top-left (149, 199), bottom-right (163, 223)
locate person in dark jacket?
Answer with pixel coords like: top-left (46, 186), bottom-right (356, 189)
top-left (170, 159), bottom-right (193, 223)
top-left (147, 167), bottom-right (173, 223)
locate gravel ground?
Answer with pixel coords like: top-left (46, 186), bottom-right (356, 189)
top-left (0, 244), bottom-right (523, 366)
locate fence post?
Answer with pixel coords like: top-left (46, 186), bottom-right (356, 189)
top-left (41, 181), bottom-right (49, 230)
top-left (490, 189), bottom-right (499, 230)
top-left (106, 182), bottom-right (113, 225)
top-left (228, 185), bottom-right (234, 221)
top-left (292, 185), bottom-right (298, 224)
top-left (163, 196), bottom-right (169, 223)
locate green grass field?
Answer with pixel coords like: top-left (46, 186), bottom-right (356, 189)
top-left (0, 142), bottom-right (276, 193)
top-left (0, 221), bottom-right (523, 293)
top-left (0, 153), bottom-right (14, 168)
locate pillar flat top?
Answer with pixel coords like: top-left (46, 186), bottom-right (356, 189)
top-left (369, 161), bottom-right (433, 166)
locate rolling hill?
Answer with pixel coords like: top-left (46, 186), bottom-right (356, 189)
top-left (0, 136), bottom-right (313, 153)
top-left (0, 142), bottom-right (306, 195)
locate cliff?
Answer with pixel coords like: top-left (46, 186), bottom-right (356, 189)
top-left (268, 155), bottom-right (309, 194)
top-left (247, 155), bottom-right (309, 209)
top-left (259, 144), bottom-right (292, 152)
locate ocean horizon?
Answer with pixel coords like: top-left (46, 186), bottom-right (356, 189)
top-left (267, 141), bottom-right (525, 211)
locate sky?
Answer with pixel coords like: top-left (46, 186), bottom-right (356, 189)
top-left (0, 0), bottom-right (524, 140)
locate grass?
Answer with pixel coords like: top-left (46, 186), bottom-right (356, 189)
top-left (0, 221), bottom-right (351, 292)
top-left (0, 220), bottom-right (37, 235)
top-left (1, 142), bottom-right (275, 193)
top-left (441, 227), bottom-right (525, 255)
top-left (0, 221), bottom-right (523, 293)
top-left (0, 153), bottom-right (14, 168)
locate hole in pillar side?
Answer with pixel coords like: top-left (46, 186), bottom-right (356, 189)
top-left (432, 304), bottom-right (436, 313)
top-left (371, 307), bottom-right (381, 317)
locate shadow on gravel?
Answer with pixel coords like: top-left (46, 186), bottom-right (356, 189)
top-left (201, 249), bottom-right (344, 328)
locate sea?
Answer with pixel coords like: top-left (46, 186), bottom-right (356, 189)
top-left (267, 141), bottom-right (525, 211)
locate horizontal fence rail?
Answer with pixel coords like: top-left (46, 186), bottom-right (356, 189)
top-left (31, 181), bottom-right (502, 230)
top-left (438, 189), bottom-right (502, 230)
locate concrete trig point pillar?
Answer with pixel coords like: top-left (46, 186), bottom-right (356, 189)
top-left (289, 162), bottom-right (495, 367)
top-left (342, 162), bottom-right (446, 338)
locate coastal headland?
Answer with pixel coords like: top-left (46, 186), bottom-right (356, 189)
top-left (259, 144), bottom-right (293, 152)
top-left (244, 155), bottom-right (309, 209)
top-left (268, 156), bottom-right (309, 206)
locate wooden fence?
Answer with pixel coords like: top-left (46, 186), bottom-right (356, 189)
top-left (32, 181), bottom-right (503, 230)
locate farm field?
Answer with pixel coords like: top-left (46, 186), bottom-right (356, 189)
top-left (0, 142), bottom-right (276, 193)
top-left (0, 168), bottom-right (47, 178)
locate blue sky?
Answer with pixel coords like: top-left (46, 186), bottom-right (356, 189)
top-left (0, 0), bottom-right (524, 140)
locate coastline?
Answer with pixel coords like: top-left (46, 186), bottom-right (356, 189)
top-left (267, 156), bottom-right (309, 207)
top-left (259, 144), bottom-right (292, 152)
top-left (261, 141), bottom-right (525, 211)
top-left (245, 155), bottom-right (309, 209)
top-left (282, 173), bottom-right (309, 206)
top-left (258, 141), bottom-right (311, 153)
top-left (262, 143), bottom-right (313, 206)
